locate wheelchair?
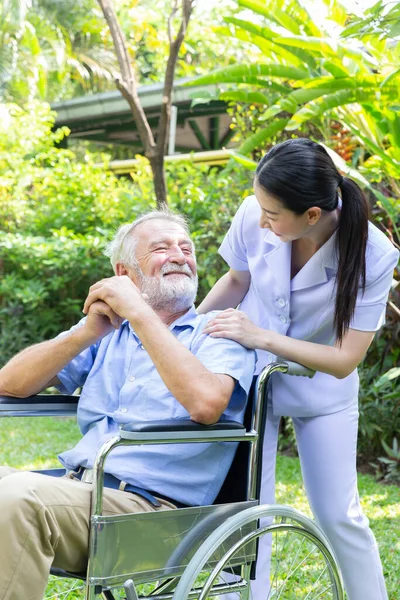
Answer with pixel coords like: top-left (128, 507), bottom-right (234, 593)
top-left (0, 360), bottom-right (345, 600)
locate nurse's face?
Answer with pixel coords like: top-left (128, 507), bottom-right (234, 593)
top-left (254, 182), bottom-right (316, 242)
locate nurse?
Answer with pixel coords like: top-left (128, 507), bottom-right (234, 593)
top-left (199, 138), bottom-right (399, 600)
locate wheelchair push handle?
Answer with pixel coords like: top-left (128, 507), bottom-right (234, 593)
top-left (278, 359), bottom-right (315, 378)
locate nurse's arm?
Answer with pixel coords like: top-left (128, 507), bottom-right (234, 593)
top-left (263, 328), bottom-right (375, 379)
top-left (197, 269), bottom-right (251, 313)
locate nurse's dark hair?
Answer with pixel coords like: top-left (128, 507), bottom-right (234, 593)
top-left (255, 138), bottom-right (369, 343)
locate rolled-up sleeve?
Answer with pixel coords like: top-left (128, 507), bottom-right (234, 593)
top-left (192, 313), bottom-right (256, 414)
top-left (219, 197), bottom-right (252, 271)
top-left (351, 246), bottom-right (399, 331)
top-left (55, 319), bottom-right (98, 394)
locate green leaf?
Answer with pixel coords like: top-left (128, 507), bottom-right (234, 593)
top-left (301, 76), bottom-right (366, 91)
top-left (237, 0), bottom-right (321, 36)
top-left (323, 60), bottom-right (349, 78)
top-left (273, 36), bottom-right (336, 55)
top-left (366, 0), bottom-right (384, 17)
top-left (186, 64), bottom-right (310, 87)
top-left (321, 144), bottom-right (370, 186)
top-left (261, 88), bottom-right (326, 121)
top-left (340, 19), bottom-right (370, 39)
top-left (375, 368), bottom-right (400, 389)
top-left (388, 115), bottom-right (400, 149)
top-left (345, 121), bottom-right (400, 175)
top-left (238, 118), bottom-right (289, 155)
top-left (265, 7), bottom-right (301, 35)
top-left (389, 20), bottom-right (400, 38)
top-left (188, 90), bottom-right (219, 107)
top-left (380, 68), bottom-right (400, 89)
top-left (223, 19), bottom-right (306, 67)
top-left (278, 45), bottom-right (318, 70)
top-left (224, 17), bottom-right (275, 42)
top-left (226, 150), bottom-right (257, 170)
top-left (322, 144), bottom-right (400, 239)
top-left (237, 0), bottom-right (272, 19)
top-left (220, 90), bottom-right (271, 105)
top-left (286, 89), bottom-right (355, 130)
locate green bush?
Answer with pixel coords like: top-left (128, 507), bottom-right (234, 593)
top-left (0, 231), bottom-right (111, 361)
top-left (1, 101), bottom-right (399, 474)
top-left (0, 102), bottom-right (252, 366)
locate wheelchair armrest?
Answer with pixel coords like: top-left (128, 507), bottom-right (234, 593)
top-left (0, 395), bottom-right (79, 417)
top-left (120, 417), bottom-right (248, 442)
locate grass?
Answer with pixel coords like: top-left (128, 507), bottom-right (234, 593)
top-left (0, 416), bottom-right (399, 599)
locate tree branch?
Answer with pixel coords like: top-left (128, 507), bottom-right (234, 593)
top-left (97, 0), bottom-right (156, 156)
top-left (168, 0), bottom-right (179, 45)
top-left (157, 0), bottom-right (195, 155)
top-left (97, 0), bottom-right (194, 206)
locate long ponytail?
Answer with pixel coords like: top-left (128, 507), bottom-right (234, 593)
top-left (334, 176), bottom-right (369, 343)
top-left (255, 138), bottom-right (370, 343)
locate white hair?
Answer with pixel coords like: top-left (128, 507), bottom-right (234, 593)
top-left (104, 211), bottom-right (191, 272)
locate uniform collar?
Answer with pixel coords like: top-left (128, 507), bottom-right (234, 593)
top-left (263, 230), bottom-right (338, 293)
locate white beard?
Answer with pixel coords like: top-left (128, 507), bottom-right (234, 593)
top-left (138, 263), bottom-right (198, 312)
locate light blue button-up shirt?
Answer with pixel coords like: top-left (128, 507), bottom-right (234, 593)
top-left (56, 307), bottom-right (256, 506)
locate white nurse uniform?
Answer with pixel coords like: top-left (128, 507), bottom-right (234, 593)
top-left (219, 195), bottom-right (399, 600)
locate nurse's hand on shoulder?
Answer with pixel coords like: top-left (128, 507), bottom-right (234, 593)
top-left (203, 308), bottom-right (266, 349)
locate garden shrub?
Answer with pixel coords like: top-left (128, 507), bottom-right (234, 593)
top-left (0, 102), bottom-right (252, 366)
top-left (1, 101), bottom-right (399, 471)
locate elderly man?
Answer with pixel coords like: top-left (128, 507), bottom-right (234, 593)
top-left (0, 210), bottom-right (255, 600)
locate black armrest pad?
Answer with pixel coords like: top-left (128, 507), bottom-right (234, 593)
top-left (122, 417), bottom-right (245, 433)
top-left (0, 395), bottom-right (79, 405)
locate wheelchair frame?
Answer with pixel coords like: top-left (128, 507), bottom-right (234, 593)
top-left (0, 361), bottom-right (345, 600)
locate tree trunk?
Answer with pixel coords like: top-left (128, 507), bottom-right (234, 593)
top-left (148, 155), bottom-right (168, 209)
top-left (98, 0), bottom-right (195, 208)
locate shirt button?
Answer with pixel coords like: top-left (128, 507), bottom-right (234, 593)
top-left (120, 407), bottom-right (128, 413)
top-left (279, 315), bottom-right (287, 323)
top-left (129, 376), bottom-right (136, 382)
top-left (277, 298), bottom-right (286, 308)
top-left (140, 345), bottom-right (145, 350)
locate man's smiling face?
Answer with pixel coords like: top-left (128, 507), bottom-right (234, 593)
top-left (129, 219), bottom-right (198, 312)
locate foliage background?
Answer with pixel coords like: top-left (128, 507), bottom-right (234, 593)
top-left (1, 0), bottom-right (399, 478)
top-left (188, 0), bottom-right (400, 477)
top-left (0, 102), bottom-right (252, 363)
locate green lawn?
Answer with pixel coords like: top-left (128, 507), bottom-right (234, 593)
top-left (0, 416), bottom-right (399, 599)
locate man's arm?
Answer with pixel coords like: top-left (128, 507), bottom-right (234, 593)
top-left (0, 300), bottom-right (121, 398)
top-left (83, 277), bottom-right (239, 425)
top-left (134, 312), bottom-right (236, 425)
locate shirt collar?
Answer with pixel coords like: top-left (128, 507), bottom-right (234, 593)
top-left (127, 305), bottom-right (197, 338)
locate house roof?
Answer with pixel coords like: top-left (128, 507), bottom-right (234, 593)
top-left (52, 78), bottom-right (234, 154)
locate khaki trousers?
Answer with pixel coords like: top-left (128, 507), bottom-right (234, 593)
top-left (0, 467), bottom-right (176, 600)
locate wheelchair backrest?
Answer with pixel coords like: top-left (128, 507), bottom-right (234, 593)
top-left (214, 376), bottom-right (263, 504)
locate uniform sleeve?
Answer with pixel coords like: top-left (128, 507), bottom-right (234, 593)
top-left (55, 318), bottom-right (99, 394)
top-left (218, 196), bottom-right (252, 271)
top-left (350, 246), bottom-right (399, 331)
top-left (191, 313), bottom-right (256, 414)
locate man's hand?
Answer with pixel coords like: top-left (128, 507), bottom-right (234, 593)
top-left (83, 276), bottom-right (150, 323)
top-left (83, 300), bottom-right (123, 342)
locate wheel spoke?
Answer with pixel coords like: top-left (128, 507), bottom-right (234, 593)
top-left (268, 527), bottom-right (291, 598)
top-left (275, 546), bottom-right (322, 600)
top-left (304, 565), bottom-right (329, 599)
top-left (44, 578), bottom-right (85, 599)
